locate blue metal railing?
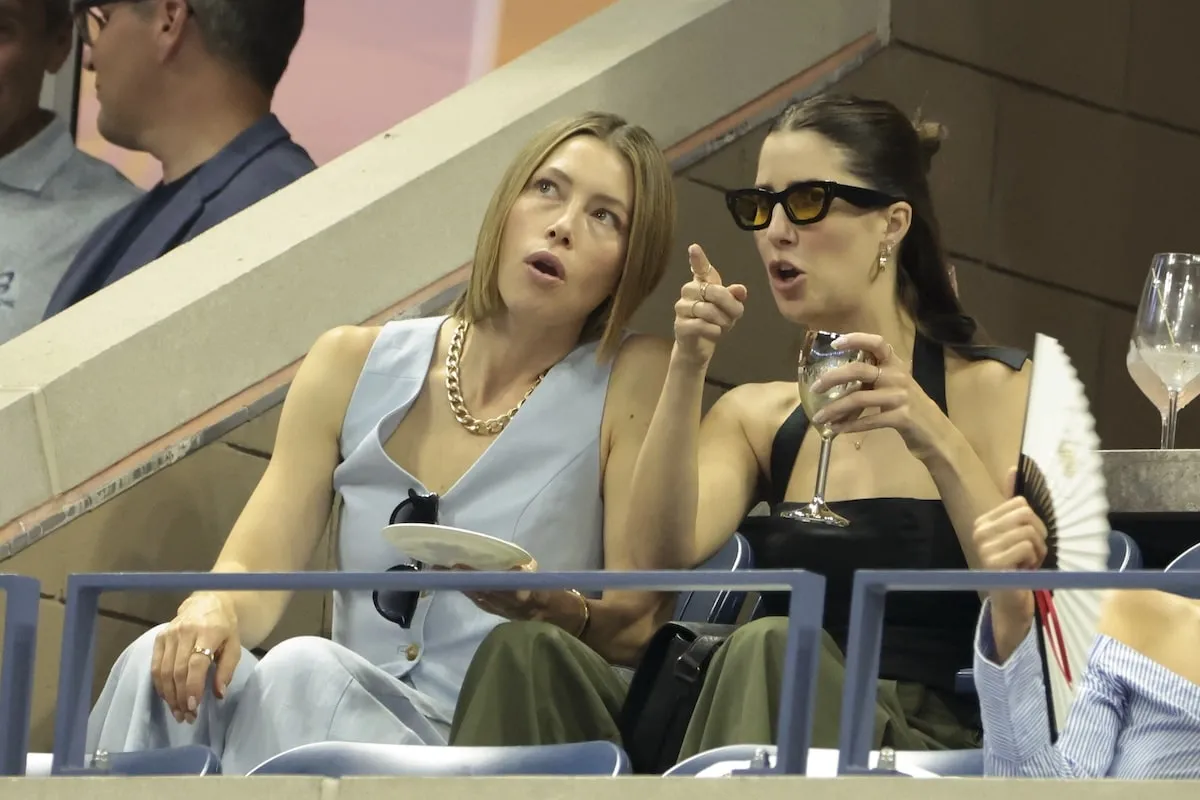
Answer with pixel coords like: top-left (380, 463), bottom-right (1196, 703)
top-left (837, 569), bottom-right (1200, 775)
top-left (0, 575), bottom-right (40, 776)
top-left (54, 568), bottom-right (825, 775)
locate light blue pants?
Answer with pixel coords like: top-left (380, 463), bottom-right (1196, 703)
top-left (87, 625), bottom-right (450, 774)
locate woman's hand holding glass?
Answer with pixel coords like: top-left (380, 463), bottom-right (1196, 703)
top-left (809, 332), bottom-right (950, 462)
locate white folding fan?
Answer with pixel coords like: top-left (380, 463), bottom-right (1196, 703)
top-left (1017, 333), bottom-right (1111, 737)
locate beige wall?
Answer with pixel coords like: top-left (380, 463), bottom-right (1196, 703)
top-left (0, 439), bottom-right (332, 750)
top-left (631, 0), bottom-right (1200, 451)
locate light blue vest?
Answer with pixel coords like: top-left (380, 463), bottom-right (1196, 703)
top-left (331, 316), bottom-right (610, 722)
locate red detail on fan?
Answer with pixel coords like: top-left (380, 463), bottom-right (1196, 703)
top-left (1035, 590), bottom-right (1073, 686)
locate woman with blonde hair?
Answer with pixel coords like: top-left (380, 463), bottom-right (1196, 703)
top-left (86, 111), bottom-right (678, 774)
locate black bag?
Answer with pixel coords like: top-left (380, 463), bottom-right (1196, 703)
top-left (617, 621), bottom-right (738, 774)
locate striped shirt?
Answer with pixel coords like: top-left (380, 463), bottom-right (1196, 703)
top-left (974, 600), bottom-right (1200, 778)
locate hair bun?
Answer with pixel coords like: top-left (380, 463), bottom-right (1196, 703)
top-left (911, 119), bottom-right (947, 174)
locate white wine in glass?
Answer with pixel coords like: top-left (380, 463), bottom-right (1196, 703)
top-left (1126, 343), bottom-right (1200, 448)
top-left (782, 330), bottom-right (874, 528)
top-left (1131, 253), bottom-right (1200, 449)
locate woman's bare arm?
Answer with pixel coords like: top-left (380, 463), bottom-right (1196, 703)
top-left (929, 359), bottom-right (1032, 569)
top-left (624, 350), bottom-right (762, 573)
top-left (572, 334), bottom-right (677, 665)
top-left (204, 326), bottom-right (378, 648)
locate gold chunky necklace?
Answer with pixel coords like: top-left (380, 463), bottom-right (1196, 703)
top-left (445, 319), bottom-right (548, 436)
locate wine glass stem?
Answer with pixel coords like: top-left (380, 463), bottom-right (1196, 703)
top-left (1163, 390), bottom-right (1180, 450)
top-left (811, 436), bottom-right (834, 504)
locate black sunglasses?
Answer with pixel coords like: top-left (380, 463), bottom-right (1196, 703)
top-left (723, 180), bottom-right (902, 231)
top-left (372, 488), bottom-right (440, 629)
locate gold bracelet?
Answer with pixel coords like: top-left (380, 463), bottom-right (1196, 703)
top-left (567, 589), bottom-right (590, 638)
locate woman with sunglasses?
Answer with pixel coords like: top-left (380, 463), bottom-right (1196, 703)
top-left (448, 94), bottom-right (1032, 760)
top-left (642, 93), bottom-right (1033, 758)
top-left (85, 111), bottom-right (678, 774)
top-left (973, 484), bottom-right (1200, 778)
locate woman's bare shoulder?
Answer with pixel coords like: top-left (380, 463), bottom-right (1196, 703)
top-left (288, 325), bottom-right (383, 411)
top-left (713, 380), bottom-right (795, 414)
top-left (1101, 589), bottom-right (1199, 631)
top-left (939, 347), bottom-right (1031, 482)
top-left (710, 381), bottom-right (797, 448)
top-left (944, 347), bottom-right (1031, 397)
top-left (944, 347), bottom-right (1030, 429)
top-left (1100, 590), bottom-right (1200, 681)
top-left (306, 325), bottom-right (383, 374)
top-left (612, 332), bottom-right (673, 374)
top-left (263, 325), bottom-right (386, 455)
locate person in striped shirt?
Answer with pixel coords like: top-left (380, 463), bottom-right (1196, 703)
top-left (971, 479), bottom-right (1200, 778)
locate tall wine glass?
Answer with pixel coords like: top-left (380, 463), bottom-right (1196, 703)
top-left (781, 330), bottom-right (873, 527)
top-left (1126, 342), bottom-right (1200, 447)
top-left (1131, 253), bottom-right (1200, 449)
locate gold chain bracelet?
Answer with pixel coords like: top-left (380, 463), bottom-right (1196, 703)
top-left (567, 589), bottom-right (591, 638)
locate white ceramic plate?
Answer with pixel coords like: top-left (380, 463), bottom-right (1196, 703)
top-left (381, 523), bottom-right (533, 571)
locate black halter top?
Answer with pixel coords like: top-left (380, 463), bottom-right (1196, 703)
top-left (740, 333), bottom-right (1027, 692)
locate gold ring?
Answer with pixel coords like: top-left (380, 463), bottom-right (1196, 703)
top-left (691, 300), bottom-right (702, 317)
top-left (699, 283), bottom-right (709, 302)
top-left (192, 646), bottom-right (215, 662)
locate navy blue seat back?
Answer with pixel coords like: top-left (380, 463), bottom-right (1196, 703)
top-left (47, 746), bottom-right (223, 777)
top-left (1165, 541), bottom-right (1200, 598)
top-left (663, 743), bottom-right (983, 777)
top-left (673, 532), bottom-right (754, 624)
top-left (1108, 530), bottom-right (1141, 570)
top-left (247, 740), bottom-right (629, 777)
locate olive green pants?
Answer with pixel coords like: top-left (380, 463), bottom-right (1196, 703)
top-left (450, 620), bottom-right (629, 746)
top-left (449, 617), bottom-right (980, 758)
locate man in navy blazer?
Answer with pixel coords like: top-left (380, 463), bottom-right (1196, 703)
top-left (43, 0), bottom-right (313, 319)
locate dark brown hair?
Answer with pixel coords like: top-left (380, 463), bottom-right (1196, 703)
top-left (770, 93), bottom-right (980, 345)
top-left (188, 0), bottom-right (304, 93)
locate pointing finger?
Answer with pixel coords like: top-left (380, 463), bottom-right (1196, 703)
top-left (688, 244), bottom-right (722, 285)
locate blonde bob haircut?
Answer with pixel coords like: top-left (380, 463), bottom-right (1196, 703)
top-left (449, 111), bottom-right (676, 361)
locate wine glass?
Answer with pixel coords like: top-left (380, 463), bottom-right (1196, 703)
top-left (1126, 343), bottom-right (1200, 448)
top-left (781, 330), bottom-right (874, 527)
top-left (1131, 253), bottom-right (1200, 449)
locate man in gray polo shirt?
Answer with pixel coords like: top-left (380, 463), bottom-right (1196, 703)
top-left (0, 0), bottom-right (139, 344)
